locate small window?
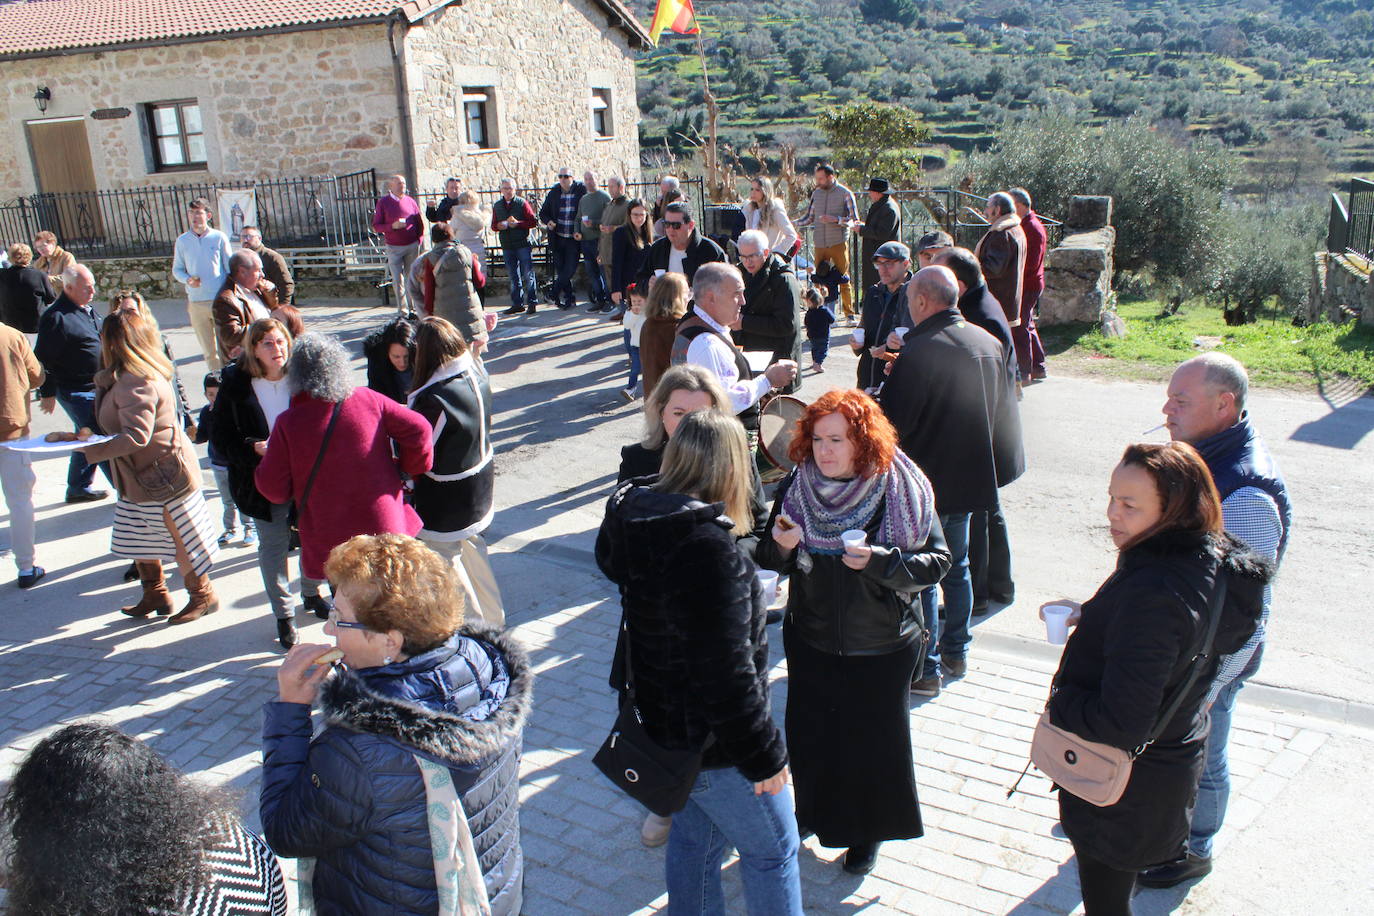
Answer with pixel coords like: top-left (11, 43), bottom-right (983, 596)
top-left (590, 88), bottom-right (613, 138)
top-left (462, 87), bottom-right (495, 150)
top-left (146, 100), bottom-right (207, 172)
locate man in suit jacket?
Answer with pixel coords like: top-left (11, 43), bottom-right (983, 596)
top-left (213, 249), bottom-right (279, 363)
top-left (857, 177), bottom-right (902, 291)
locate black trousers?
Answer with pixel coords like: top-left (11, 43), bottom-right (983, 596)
top-left (968, 495), bottom-right (1013, 610)
top-left (1074, 847), bottom-right (1136, 916)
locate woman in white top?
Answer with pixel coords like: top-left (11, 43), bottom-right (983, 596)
top-left (745, 176), bottom-right (800, 259)
top-left (448, 190), bottom-right (489, 274)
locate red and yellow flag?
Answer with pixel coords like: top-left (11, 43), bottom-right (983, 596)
top-left (648, 0), bottom-right (699, 45)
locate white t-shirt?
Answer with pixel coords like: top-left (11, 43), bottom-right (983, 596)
top-left (622, 309), bottom-right (647, 347)
top-left (667, 245), bottom-right (687, 277)
top-left (251, 376), bottom-right (292, 432)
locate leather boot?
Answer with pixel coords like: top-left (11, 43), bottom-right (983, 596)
top-left (120, 561), bottom-right (174, 618)
top-left (168, 569), bottom-right (220, 625)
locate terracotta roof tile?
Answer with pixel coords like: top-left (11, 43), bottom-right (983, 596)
top-left (0, 0), bottom-right (648, 57)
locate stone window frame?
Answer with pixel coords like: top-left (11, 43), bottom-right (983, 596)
top-left (144, 99), bottom-right (208, 173)
top-left (460, 86), bottom-right (501, 153)
top-left (590, 87), bottom-right (614, 139)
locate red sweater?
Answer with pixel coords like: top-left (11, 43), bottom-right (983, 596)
top-left (372, 194), bottom-right (423, 246)
top-left (255, 388), bottom-right (433, 578)
top-left (1022, 211), bottom-right (1047, 298)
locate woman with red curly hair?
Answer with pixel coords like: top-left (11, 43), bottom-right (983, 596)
top-left (756, 388), bottom-right (951, 876)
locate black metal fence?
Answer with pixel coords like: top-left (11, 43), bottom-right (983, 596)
top-left (1328, 177), bottom-right (1374, 260)
top-left (0, 169), bottom-right (379, 260)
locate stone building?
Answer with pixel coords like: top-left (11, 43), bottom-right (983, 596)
top-left (0, 0), bottom-right (648, 202)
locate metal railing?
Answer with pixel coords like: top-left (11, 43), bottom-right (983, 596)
top-left (0, 169), bottom-right (379, 260)
top-left (1328, 177), bottom-right (1373, 260)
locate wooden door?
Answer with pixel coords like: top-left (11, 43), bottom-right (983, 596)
top-left (27, 118), bottom-right (104, 241)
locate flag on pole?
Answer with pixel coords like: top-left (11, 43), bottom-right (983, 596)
top-left (648, 0), bottom-right (699, 45)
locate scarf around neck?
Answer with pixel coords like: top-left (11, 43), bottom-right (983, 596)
top-left (781, 449), bottom-right (935, 554)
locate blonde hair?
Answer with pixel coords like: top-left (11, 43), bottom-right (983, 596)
top-left (109, 289), bottom-right (162, 335)
top-left (655, 410), bottom-right (752, 536)
top-left (749, 176), bottom-right (780, 230)
top-left (324, 534), bottom-right (462, 656)
top-left (455, 190), bottom-right (479, 208)
top-left (7, 243), bottom-right (32, 267)
top-left (644, 271), bottom-right (689, 321)
top-left (100, 312), bottom-right (173, 381)
top-left (641, 364), bottom-right (731, 450)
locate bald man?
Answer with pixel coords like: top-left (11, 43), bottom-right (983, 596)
top-left (879, 266), bottom-right (1024, 696)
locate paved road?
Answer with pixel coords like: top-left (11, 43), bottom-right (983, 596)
top-left (2, 295), bottom-right (1370, 914)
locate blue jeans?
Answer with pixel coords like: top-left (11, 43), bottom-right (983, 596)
top-left (665, 767), bottom-right (803, 916)
top-left (807, 336), bottom-right (829, 364)
top-left (920, 511), bottom-right (972, 675)
top-left (503, 245), bottom-right (536, 307)
top-left (623, 331), bottom-right (641, 390)
top-left (56, 387), bottom-right (111, 493)
top-left (550, 235), bottom-right (581, 306)
top-left (581, 239), bottom-right (610, 304)
top-left (1189, 644), bottom-right (1264, 858)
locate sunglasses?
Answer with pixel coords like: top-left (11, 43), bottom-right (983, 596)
top-left (327, 609), bottom-right (369, 631)
top-left (664, 221), bottom-right (687, 229)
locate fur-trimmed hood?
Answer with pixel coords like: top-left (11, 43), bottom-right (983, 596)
top-left (1122, 528), bottom-right (1274, 585)
top-left (319, 625), bottom-right (532, 766)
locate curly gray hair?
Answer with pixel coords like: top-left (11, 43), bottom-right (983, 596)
top-left (288, 333), bottom-right (355, 403)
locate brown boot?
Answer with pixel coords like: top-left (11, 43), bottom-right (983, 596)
top-left (168, 569), bottom-right (220, 625)
top-left (121, 561), bottom-right (173, 618)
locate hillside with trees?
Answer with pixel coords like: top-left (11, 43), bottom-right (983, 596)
top-left (631, 0), bottom-right (1374, 194)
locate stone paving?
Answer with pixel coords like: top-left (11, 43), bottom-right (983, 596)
top-left (1, 296), bottom-right (1369, 914)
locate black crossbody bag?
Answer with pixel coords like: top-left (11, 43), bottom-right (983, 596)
top-left (593, 619), bottom-right (715, 816)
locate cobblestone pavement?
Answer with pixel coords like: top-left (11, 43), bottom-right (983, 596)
top-left (2, 297), bottom-right (1369, 914)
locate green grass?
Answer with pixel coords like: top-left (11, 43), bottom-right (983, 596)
top-left (1040, 297), bottom-right (1374, 392)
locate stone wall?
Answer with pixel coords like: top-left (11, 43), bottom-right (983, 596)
top-left (1039, 196), bottom-right (1116, 326)
top-left (1306, 252), bottom-right (1374, 326)
top-left (403, 0), bottom-right (642, 190)
top-left (83, 255), bottom-right (395, 304)
top-left (0, 25), bottom-right (403, 199)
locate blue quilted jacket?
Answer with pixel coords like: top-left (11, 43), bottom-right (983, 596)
top-left (260, 627), bottom-right (530, 915)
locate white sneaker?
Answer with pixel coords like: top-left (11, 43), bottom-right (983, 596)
top-left (641, 812), bottom-right (672, 847)
top-left (620, 387), bottom-right (637, 402)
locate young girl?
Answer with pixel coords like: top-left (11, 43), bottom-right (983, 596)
top-left (802, 286), bottom-right (835, 373)
top-left (620, 282), bottom-right (647, 401)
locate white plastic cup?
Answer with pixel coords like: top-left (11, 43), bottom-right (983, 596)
top-left (840, 529), bottom-right (867, 552)
top-left (756, 570), bottom-right (780, 606)
top-left (1043, 605), bottom-right (1073, 645)
top-left (851, 328), bottom-right (865, 346)
top-left (895, 327), bottom-right (910, 341)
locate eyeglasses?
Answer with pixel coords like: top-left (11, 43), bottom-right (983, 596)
top-left (664, 221), bottom-right (687, 229)
top-left (327, 609), bottom-right (370, 631)
top-left (558, 174), bottom-right (572, 179)
top-left (739, 250), bottom-right (764, 260)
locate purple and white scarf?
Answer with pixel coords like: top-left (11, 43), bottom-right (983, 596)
top-left (781, 450), bottom-right (935, 554)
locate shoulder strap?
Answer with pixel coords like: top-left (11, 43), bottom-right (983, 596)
top-left (298, 402), bottom-right (343, 518)
top-left (1138, 569), bottom-right (1228, 753)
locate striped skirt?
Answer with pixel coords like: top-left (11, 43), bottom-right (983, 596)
top-left (111, 489), bottom-right (221, 575)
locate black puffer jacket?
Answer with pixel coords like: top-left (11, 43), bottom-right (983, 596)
top-left (756, 470), bottom-right (952, 656)
top-left (1050, 529), bottom-right (1272, 872)
top-left (595, 482), bottom-right (787, 782)
top-left (208, 363), bottom-right (274, 521)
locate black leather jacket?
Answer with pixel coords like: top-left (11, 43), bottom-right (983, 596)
top-left (756, 469), bottom-right (952, 656)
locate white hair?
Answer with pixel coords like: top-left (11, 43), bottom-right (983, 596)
top-left (692, 262), bottom-right (742, 304)
top-left (62, 263), bottom-right (92, 287)
top-left (736, 229), bottom-right (770, 254)
top-left (1186, 352), bottom-right (1249, 413)
top-left (660, 175), bottom-right (680, 191)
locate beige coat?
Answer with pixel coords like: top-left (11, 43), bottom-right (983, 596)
top-left (0, 325), bottom-right (43, 440)
top-left (33, 245), bottom-right (74, 290)
top-left (84, 368), bottom-right (202, 503)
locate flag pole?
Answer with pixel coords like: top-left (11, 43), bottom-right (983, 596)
top-left (694, 28), bottom-right (719, 201)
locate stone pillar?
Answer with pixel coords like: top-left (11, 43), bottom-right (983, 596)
top-left (1039, 196), bottom-right (1116, 326)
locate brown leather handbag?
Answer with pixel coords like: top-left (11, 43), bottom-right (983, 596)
top-left (1029, 576), bottom-right (1226, 807)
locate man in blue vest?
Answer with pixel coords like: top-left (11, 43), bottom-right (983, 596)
top-left (1140, 352), bottom-right (1292, 889)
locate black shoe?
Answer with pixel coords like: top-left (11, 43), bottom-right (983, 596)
top-left (524, 305), bottom-right (537, 314)
top-left (303, 594), bottom-right (333, 620)
top-left (502, 305), bottom-right (524, 316)
top-left (910, 674), bottom-right (941, 697)
top-left (17, 566), bottom-right (46, 589)
top-left (971, 603), bottom-right (991, 617)
top-left (122, 561), bottom-right (139, 582)
top-left (842, 842), bottom-right (881, 875)
top-left (943, 655), bottom-right (968, 679)
top-left (765, 607), bottom-right (784, 625)
top-left (989, 586), bottom-right (1015, 605)
top-left (65, 488), bottom-right (109, 503)
top-left (277, 618), bottom-right (298, 651)
top-left (1138, 853), bottom-right (1212, 889)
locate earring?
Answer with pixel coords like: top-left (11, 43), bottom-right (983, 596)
top-left (383, 655), bottom-right (394, 665)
